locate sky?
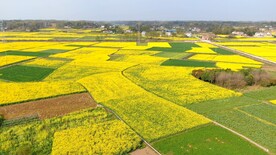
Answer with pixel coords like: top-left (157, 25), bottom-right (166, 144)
top-left (0, 0), bottom-right (275, 21)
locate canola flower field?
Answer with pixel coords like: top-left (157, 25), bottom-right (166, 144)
top-left (217, 42), bottom-right (276, 62)
top-left (0, 34), bottom-right (275, 155)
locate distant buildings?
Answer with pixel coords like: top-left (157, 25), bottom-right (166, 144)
top-left (232, 31), bottom-right (245, 36)
top-left (254, 32), bottom-right (272, 37)
top-left (164, 29), bottom-right (176, 36)
top-left (102, 30), bottom-right (114, 34)
top-left (190, 27), bottom-right (201, 33)
top-left (185, 32), bottom-right (193, 37)
top-left (201, 33), bottom-right (216, 40)
top-left (124, 30), bottom-right (133, 33)
top-left (141, 31), bottom-right (146, 37)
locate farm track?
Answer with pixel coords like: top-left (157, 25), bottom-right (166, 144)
top-left (213, 121), bottom-right (270, 153)
top-left (122, 64), bottom-right (271, 154)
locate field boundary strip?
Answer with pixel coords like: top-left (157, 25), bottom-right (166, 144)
top-left (234, 108), bottom-right (276, 127)
top-left (213, 121), bottom-right (270, 153)
top-left (103, 105), bottom-right (162, 155)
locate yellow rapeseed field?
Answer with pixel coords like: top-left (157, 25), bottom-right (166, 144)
top-left (0, 81), bottom-right (85, 105)
top-left (186, 47), bottom-right (217, 54)
top-left (0, 55), bottom-right (35, 67)
top-left (270, 100), bottom-right (276, 104)
top-left (24, 58), bottom-right (68, 68)
top-left (217, 42), bottom-right (276, 62)
top-left (216, 62), bottom-right (262, 71)
top-left (125, 65), bottom-right (242, 105)
top-left (189, 54), bottom-right (262, 64)
top-left (78, 72), bottom-right (210, 141)
top-left (51, 120), bottom-right (142, 155)
top-left (196, 42), bottom-right (217, 48)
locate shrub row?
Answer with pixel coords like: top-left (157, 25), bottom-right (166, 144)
top-left (192, 68), bottom-right (276, 89)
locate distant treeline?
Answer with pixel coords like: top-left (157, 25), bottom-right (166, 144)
top-left (1, 20), bottom-right (276, 36)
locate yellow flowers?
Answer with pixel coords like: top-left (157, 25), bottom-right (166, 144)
top-left (0, 107), bottom-right (114, 154)
top-left (0, 81), bottom-right (85, 105)
top-left (94, 42), bottom-right (171, 49)
top-left (216, 62), bottom-right (262, 71)
top-left (125, 65), bottom-right (242, 105)
top-left (189, 54), bottom-right (262, 64)
top-left (189, 54), bottom-right (262, 70)
top-left (24, 58), bottom-right (68, 68)
top-left (217, 42), bottom-right (276, 62)
top-left (79, 72), bottom-right (210, 141)
top-left (51, 120), bottom-right (142, 155)
top-left (0, 55), bottom-right (34, 67)
top-left (113, 55), bottom-right (167, 64)
top-left (186, 47), bottom-right (217, 54)
top-left (196, 42), bottom-right (217, 48)
top-left (270, 100), bottom-right (276, 104)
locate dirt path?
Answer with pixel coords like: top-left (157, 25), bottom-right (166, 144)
top-left (213, 121), bottom-right (270, 153)
top-left (0, 93), bottom-right (97, 120)
top-left (130, 146), bottom-right (158, 155)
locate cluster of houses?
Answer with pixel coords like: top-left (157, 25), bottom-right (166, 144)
top-left (232, 26), bottom-right (275, 38)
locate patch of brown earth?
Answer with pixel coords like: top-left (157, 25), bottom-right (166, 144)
top-left (130, 146), bottom-right (158, 155)
top-left (0, 93), bottom-right (97, 120)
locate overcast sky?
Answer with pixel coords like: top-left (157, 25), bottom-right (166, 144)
top-left (0, 0), bottom-right (275, 21)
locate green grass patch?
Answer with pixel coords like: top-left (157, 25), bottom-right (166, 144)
top-left (239, 104), bottom-right (276, 124)
top-left (161, 59), bottom-right (216, 67)
top-left (211, 48), bottom-right (235, 55)
top-left (148, 42), bottom-right (200, 52)
top-left (152, 124), bottom-right (266, 155)
top-left (245, 86), bottom-right (276, 101)
top-left (52, 37), bottom-right (81, 40)
top-left (40, 49), bottom-right (69, 54)
top-left (108, 54), bottom-right (125, 61)
top-left (186, 95), bottom-right (276, 153)
top-left (170, 42), bottom-right (200, 49)
top-left (65, 44), bottom-right (91, 47)
top-left (154, 52), bottom-right (191, 59)
top-left (0, 65), bottom-right (55, 82)
top-left (0, 51), bottom-right (51, 57)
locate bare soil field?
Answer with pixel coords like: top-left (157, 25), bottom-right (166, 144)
top-left (0, 93), bottom-right (97, 120)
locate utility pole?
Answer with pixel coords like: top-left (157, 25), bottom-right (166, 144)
top-left (137, 22), bottom-right (141, 45)
top-left (0, 20), bottom-right (4, 42)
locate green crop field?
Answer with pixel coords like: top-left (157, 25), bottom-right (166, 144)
top-left (153, 124), bottom-right (267, 155)
top-left (161, 59), bottom-right (216, 67)
top-left (186, 88), bottom-right (276, 153)
top-left (0, 65), bottom-right (55, 82)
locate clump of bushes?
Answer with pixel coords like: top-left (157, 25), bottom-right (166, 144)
top-left (192, 68), bottom-right (276, 89)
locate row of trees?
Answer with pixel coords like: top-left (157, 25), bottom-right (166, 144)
top-left (2, 20), bottom-right (274, 36)
top-left (192, 69), bottom-right (276, 89)
top-left (3, 20), bottom-right (99, 32)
